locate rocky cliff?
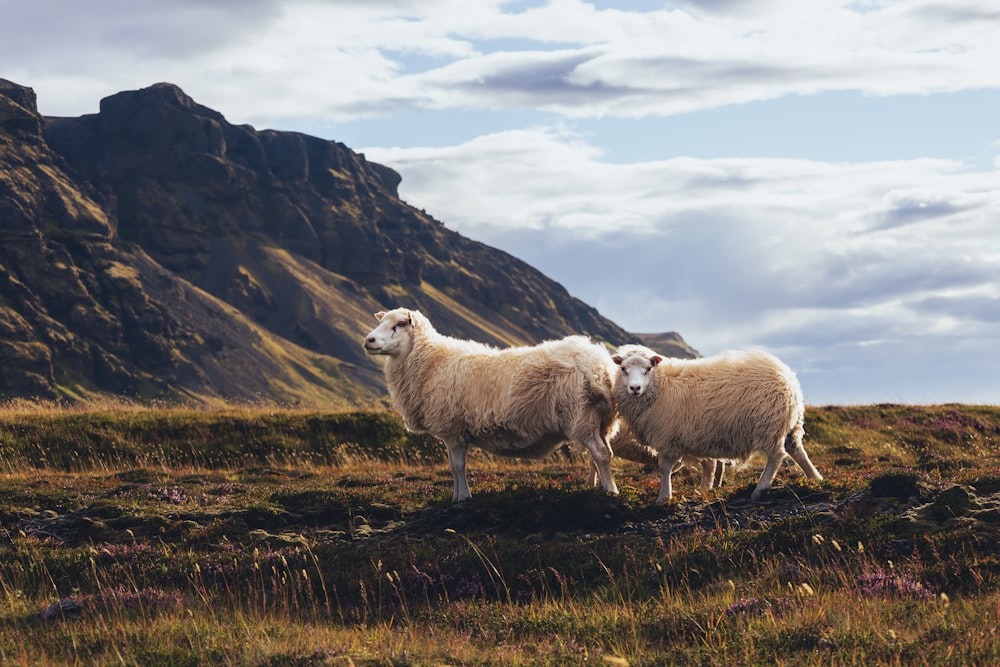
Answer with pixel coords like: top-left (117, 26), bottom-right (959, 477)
top-left (0, 78), bottom-right (694, 405)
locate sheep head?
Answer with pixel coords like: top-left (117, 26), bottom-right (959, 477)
top-left (613, 345), bottom-right (662, 397)
top-left (364, 308), bottom-right (416, 357)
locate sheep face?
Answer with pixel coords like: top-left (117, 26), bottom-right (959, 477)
top-left (613, 348), bottom-right (662, 397)
top-left (363, 309), bottom-right (415, 357)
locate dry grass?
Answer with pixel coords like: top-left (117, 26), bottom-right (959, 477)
top-left (0, 403), bottom-right (998, 665)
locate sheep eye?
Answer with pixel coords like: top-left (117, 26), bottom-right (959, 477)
top-left (644, 368), bottom-right (652, 375)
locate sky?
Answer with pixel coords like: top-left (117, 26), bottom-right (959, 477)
top-left (4, 0), bottom-right (999, 405)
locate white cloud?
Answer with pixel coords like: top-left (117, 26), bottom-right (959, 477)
top-left (365, 128), bottom-right (1000, 403)
top-left (8, 0), bottom-right (1000, 123)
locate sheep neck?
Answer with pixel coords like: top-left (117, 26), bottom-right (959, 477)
top-left (383, 329), bottom-right (448, 433)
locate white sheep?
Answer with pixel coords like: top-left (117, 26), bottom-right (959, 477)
top-left (363, 308), bottom-right (620, 502)
top-left (612, 344), bottom-right (822, 504)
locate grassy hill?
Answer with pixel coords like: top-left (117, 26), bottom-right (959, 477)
top-left (1, 402), bottom-right (999, 664)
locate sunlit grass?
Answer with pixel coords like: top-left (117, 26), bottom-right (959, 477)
top-left (0, 403), bottom-right (998, 664)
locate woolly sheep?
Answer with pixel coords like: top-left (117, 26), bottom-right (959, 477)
top-left (612, 344), bottom-right (822, 504)
top-left (363, 308), bottom-right (620, 502)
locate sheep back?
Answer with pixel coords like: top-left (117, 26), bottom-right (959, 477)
top-left (387, 320), bottom-right (616, 456)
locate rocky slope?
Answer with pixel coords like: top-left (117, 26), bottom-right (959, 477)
top-left (0, 78), bottom-right (694, 405)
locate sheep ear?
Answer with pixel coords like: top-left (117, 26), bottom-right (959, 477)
top-left (650, 355), bottom-right (663, 366)
top-left (374, 311), bottom-right (386, 321)
top-left (611, 355), bottom-right (623, 365)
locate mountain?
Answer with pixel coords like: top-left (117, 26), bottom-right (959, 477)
top-left (0, 78), bottom-right (695, 405)
top-left (632, 332), bottom-right (700, 359)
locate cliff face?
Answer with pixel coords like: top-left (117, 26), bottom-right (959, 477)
top-left (1, 78), bottom-right (113, 398)
top-left (0, 79), bottom-right (378, 405)
top-left (0, 78), bottom-right (693, 405)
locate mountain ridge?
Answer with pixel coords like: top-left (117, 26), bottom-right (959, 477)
top-left (0, 78), bottom-right (696, 405)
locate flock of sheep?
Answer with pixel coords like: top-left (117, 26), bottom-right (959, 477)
top-left (363, 307), bottom-right (822, 504)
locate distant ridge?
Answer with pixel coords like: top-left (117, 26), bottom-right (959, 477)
top-left (633, 332), bottom-right (701, 359)
top-left (0, 78), bottom-right (696, 404)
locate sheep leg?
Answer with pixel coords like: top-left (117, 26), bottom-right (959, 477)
top-left (751, 451), bottom-right (784, 502)
top-left (786, 434), bottom-right (823, 480)
top-left (446, 440), bottom-right (472, 502)
top-left (656, 453), bottom-right (682, 505)
top-left (581, 430), bottom-right (619, 495)
top-left (790, 448), bottom-right (822, 480)
top-left (712, 460), bottom-right (726, 488)
top-left (587, 461), bottom-right (599, 487)
top-left (698, 458), bottom-right (716, 491)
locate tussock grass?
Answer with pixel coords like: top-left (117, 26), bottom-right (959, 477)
top-left (0, 402), bottom-right (998, 664)
top-left (0, 402), bottom-right (448, 472)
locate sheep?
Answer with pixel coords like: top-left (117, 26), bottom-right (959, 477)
top-left (363, 307), bottom-right (620, 502)
top-left (611, 344), bottom-right (822, 504)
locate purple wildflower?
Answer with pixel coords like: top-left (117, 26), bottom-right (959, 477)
top-left (857, 572), bottom-right (935, 600)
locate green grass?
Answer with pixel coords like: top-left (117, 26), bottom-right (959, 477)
top-left (0, 402), bottom-right (999, 665)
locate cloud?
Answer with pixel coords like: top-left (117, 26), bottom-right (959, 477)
top-left (912, 292), bottom-right (1000, 324)
top-left (9, 0), bottom-right (1000, 123)
top-left (369, 1), bottom-right (1000, 118)
top-left (364, 127), bottom-right (1000, 403)
top-left (862, 187), bottom-right (998, 231)
top-left (369, 127), bottom-right (1000, 331)
top-left (2, 0), bottom-right (283, 62)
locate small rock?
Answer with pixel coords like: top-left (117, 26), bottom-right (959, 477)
top-left (248, 529), bottom-right (274, 541)
top-left (314, 529), bottom-right (347, 542)
top-left (30, 597), bottom-right (83, 622)
top-left (971, 507), bottom-right (1000, 523)
top-left (869, 471), bottom-right (928, 500)
top-left (920, 485), bottom-right (979, 521)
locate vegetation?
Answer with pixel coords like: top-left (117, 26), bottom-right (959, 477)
top-left (1, 401), bottom-right (999, 665)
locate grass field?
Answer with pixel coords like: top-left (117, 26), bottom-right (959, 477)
top-left (1, 402), bottom-right (999, 665)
